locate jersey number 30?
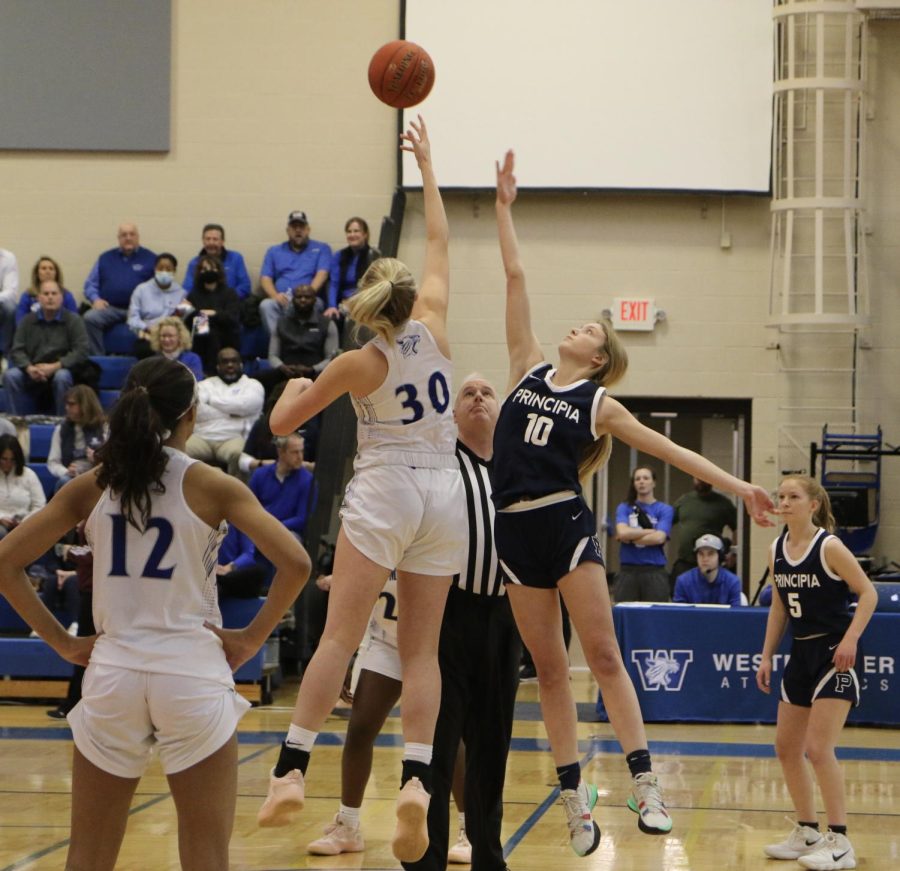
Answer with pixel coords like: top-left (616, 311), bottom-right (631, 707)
top-left (109, 515), bottom-right (176, 579)
top-left (395, 372), bottom-right (450, 424)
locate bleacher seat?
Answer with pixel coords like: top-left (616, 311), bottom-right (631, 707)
top-left (243, 358), bottom-right (272, 376)
top-left (90, 356), bottom-right (137, 390)
top-left (28, 424), bottom-right (56, 462)
top-left (28, 463), bottom-right (57, 500)
top-left (240, 326), bottom-right (268, 360)
top-left (99, 389), bottom-right (120, 410)
top-left (103, 322), bottom-right (137, 356)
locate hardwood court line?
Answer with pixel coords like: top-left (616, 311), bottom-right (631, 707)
top-left (681, 757), bottom-right (724, 857)
top-left (0, 745), bottom-right (275, 871)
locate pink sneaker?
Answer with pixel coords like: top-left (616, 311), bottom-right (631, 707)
top-left (307, 813), bottom-right (365, 855)
top-left (391, 777), bottom-right (431, 862)
top-left (257, 767), bottom-right (305, 827)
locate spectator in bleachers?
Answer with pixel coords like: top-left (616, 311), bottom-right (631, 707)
top-left (215, 524), bottom-right (268, 599)
top-left (0, 247), bottom-right (19, 357)
top-left (0, 433), bottom-right (45, 538)
top-left (670, 477), bottom-right (738, 583)
top-left (126, 253), bottom-right (188, 357)
top-left (324, 217), bottom-right (381, 319)
top-left (248, 432), bottom-right (316, 543)
top-left (259, 211), bottom-right (331, 336)
top-left (82, 222), bottom-right (156, 355)
top-left (148, 316), bottom-right (204, 382)
top-left (184, 255), bottom-right (241, 375)
top-left (186, 347), bottom-right (264, 476)
top-left (16, 257), bottom-right (79, 324)
top-left (4, 280), bottom-right (90, 416)
top-left (182, 223), bottom-right (252, 300)
top-left (46, 385), bottom-right (107, 492)
top-left (238, 382), bottom-right (285, 478)
top-left (614, 466), bottom-right (674, 602)
top-left (673, 534), bottom-right (743, 606)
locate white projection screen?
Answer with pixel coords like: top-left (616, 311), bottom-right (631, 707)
top-left (401, 0), bottom-right (773, 192)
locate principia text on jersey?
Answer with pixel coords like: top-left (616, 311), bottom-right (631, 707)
top-left (711, 652), bottom-right (894, 692)
top-left (511, 388), bottom-right (582, 422)
top-left (773, 573), bottom-right (821, 587)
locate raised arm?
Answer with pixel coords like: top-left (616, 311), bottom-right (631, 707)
top-left (495, 150), bottom-right (543, 393)
top-left (405, 116), bottom-right (450, 354)
top-left (598, 396), bottom-right (775, 526)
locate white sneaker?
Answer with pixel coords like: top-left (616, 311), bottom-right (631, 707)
top-left (447, 826), bottom-right (472, 863)
top-left (628, 772), bottom-right (672, 834)
top-left (798, 832), bottom-right (856, 870)
top-left (764, 817), bottom-right (825, 859)
top-left (392, 776), bottom-right (431, 862)
top-left (257, 767), bottom-right (305, 827)
top-left (560, 780), bottom-right (601, 857)
top-left (307, 813), bottom-right (365, 855)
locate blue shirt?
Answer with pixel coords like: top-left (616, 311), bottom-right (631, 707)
top-left (218, 524), bottom-right (256, 571)
top-left (183, 248), bottom-right (252, 299)
top-left (16, 288), bottom-right (78, 323)
top-left (616, 500), bottom-right (674, 566)
top-left (84, 247), bottom-right (157, 307)
top-left (674, 566), bottom-right (743, 606)
top-left (248, 464), bottom-right (316, 535)
top-left (260, 240), bottom-right (332, 294)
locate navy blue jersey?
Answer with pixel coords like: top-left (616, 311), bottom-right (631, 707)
top-left (491, 363), bottom-right (605, 509)
top-left (772, 527), bottom-right (852, 637)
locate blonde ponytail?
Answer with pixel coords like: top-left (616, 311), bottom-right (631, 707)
top-left (347, 257), bottom-right (416, 344)
top-left (578, 318), bottom-right (629, 481)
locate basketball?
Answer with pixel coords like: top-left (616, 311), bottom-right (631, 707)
top-left (367, 40), bottom-right (435, 109)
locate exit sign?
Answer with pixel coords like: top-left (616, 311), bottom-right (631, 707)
top-left (611, 297), bottom-right (658, 331)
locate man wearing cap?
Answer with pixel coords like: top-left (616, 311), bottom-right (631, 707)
top-left (258, 212), bottom-right (332, 338)
top-left (672, 534), bottom-right (743, 607)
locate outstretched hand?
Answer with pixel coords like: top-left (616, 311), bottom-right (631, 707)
top-left (400, 114), bottom-right (431, 167)
top-left (743, 484), bottom-right (777, 527)
top-left (496, 150), bottom-right (517, 205)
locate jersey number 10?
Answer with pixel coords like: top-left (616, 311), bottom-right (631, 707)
top-left (524, 413), bottom-right (554, 446)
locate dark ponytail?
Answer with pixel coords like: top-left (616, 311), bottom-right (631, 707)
top-left (95, 357), bottom-right (196, 531)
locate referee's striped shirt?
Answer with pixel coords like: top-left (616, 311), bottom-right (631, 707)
top-left (454, 441), bottom-right (505, 597)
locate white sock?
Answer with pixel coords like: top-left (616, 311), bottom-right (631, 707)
top-left (403, 742), bottom-right (433, 765)
top-left (285, 724), bottom-right (317, 752)
top-left (339, 804), bottom-right (361, 827)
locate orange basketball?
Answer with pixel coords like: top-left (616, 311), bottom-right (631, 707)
top-left (368, 40), bottom-right (435, 109)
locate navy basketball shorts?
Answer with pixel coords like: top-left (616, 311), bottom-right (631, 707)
top-left (495, 496), bottom-right (605, 590)
top-left (780, 634), bottom-right (861, 708)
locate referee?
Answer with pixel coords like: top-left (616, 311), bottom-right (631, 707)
top-left (404, 373), bottom-right (521, 871)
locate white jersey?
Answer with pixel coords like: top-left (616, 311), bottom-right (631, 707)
top-left (85, 447), bottom-right (231, 684)
top-left (367, 573), bottom-right (399, 646)
top-left (351, 319), bottom-right (458, 470)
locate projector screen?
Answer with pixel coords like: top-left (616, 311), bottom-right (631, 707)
top-left (402, 0), bottom-right (773, 192)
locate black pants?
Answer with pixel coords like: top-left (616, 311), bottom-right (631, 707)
top-left (61, 590), bottom-right (94, 712)
top-left (216, 565), bottom-right (267, 599)
top-left (404, 587), bottom-right (522, 871)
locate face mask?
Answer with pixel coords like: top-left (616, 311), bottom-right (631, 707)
top-left (200, 270), bottom-right (218, 285)
top-left (155, 271), bottom-right (173, 288)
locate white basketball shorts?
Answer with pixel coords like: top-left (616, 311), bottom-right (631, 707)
top-left (358, 633), bottom-right (402, 682)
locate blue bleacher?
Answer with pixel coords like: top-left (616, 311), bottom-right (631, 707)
top-left (240, 326), bottom-right (269, 360)
top-left (0, 388), bottom-right (7, 414)
top-left (99, 389), bottom-right (120, 410)
top-left (90, 356), bottom-right (137, 390)
top-left (28, 463), bottom-right (57, 500)
top-left (103, 322), bottom-right (137, 356)
top-left (28, 423), bottom-right (56, 462)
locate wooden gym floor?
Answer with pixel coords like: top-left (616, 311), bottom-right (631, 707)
top-left (0, 673), bottom-right (897, 870)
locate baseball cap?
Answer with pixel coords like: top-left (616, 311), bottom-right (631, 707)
top-left (694, 533), bottom-right (724, 552)
top-left (287, 210), bottom-right (309, 225)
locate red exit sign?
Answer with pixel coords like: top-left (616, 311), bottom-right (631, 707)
top-left (611, 297), bottom-right (657, 331)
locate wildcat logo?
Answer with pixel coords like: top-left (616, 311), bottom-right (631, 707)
top-left (397, 334), bottom-right (421, 358)
top-left (631, 649), bottom-right (694, 691)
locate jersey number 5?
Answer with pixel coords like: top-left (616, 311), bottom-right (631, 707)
top-left (395, 372), bottom-right (450, 424)
top-left (787, 591), bottom-right (803, 618)
top-left (524, 413), bottom-right (554, 446)
top-left (109, 515), bottom-right (176, 579)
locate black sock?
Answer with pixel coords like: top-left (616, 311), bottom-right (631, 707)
top-left (556, 761), bottom-right (581, 792)
top-left (799, 821), bottom-right (819, 831)
top-left (828, 824), bottom-right (847, 836)
top-left (401, 759), bottom-right (432, 793)
top-left (274, 741), bottom-right (310, 778)
top-left (626, 749), bottom-right (652, 777)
